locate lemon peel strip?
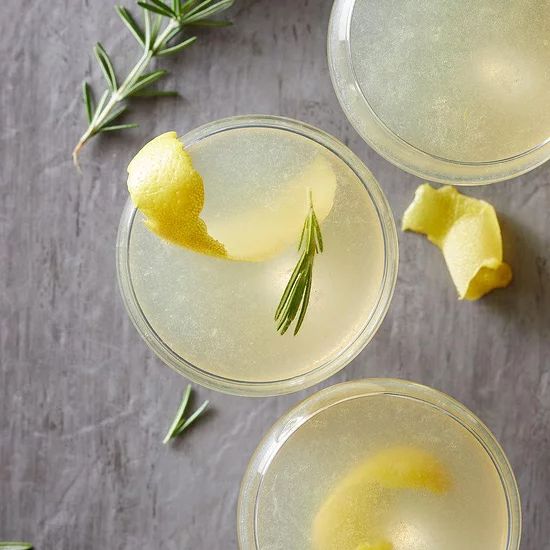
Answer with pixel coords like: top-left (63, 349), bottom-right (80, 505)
top-left (128, 131), bottom-right (226, 258)
top-left (359, 445), bottom-right (451, 493)
top-left (402, 184), bottom-right (512, 300)
top-left (207, 155), bottom-right (336, 261)
top-left (312, 446), bottom-right (450, 550)
top-left (355, 543), bottom-right (393, 550)
top-left (127, 131), bottom-right (336, 262)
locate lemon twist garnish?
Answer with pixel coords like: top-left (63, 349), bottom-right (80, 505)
top-left (360, 446), bottom-right (451, 493)
top-left (312, 446), bottom-right (451, 550)
top-left (127, 131), bottom-right (336, 262)
top-left (355, 543), bottom-right (393, 550)
top-left (127, 131), bottom-right (226, 257)
top-left (402, 184), bottom-right (512, 300)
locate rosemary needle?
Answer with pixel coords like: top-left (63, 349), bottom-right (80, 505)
top-left (163, 384), bottom-right (191, 443)
top-left (275, 189), bottom-right (324, 336)
top-left (0, 544), bottom-right (34, 550)
top-left (174, 399), bottom-right (209, 436)
top-left (163, 385), bottom-right (209, 444)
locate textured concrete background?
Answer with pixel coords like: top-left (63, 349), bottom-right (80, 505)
top-left (1, 0), bottom-right (549, 548)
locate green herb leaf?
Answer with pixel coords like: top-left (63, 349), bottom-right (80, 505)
top-left (126, 69), bottom-right (168, 96)
top-left (138, 1), bottom-right (175, 18)
top-left (163, 385), bottom-right (192, 443)
top-left (116, 6), bottom-right (145, 46)
top-left (157, 36), bottom-right (196, 56)
top-left (143, 6), bottom-right (153, 49)
top-left (82, 81), bottom-right (94, 123)
top-left (180, 0), bottom-right (196, 15)
top-left (94, 43), bottom-right (117, 92)
top-left (0, 543), bottom-right (34, 550)
top-left (150, 0), bottom-right (177, 17)
top-left (160, 25), bottom-right (182, 47)
top-left (174, 399), bottom-right (209, 436)
top-left (100, 123), bottom-right (139, 132)
top-left (97, 105), bottom-right (128, 130)
top-left (275, 189), bottom-right (324, 336)
top-left (183, 0), bottom-right (233, 23)
top-left (163, 385), bottom-right (209, 444)
top-left (150, 13), bottom-right (164, 44)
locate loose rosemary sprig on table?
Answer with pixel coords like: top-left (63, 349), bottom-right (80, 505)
top-left (275, 189), bottom-right (324, 336)
top-left (73, 0), bottom-right (234, 168)
top-left (163, 384), bottom-right (209, 444)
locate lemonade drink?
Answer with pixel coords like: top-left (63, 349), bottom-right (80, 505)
top-left (238, 380), bottom-right (520, 549)
top-left (117, 117), bottom-right (397, 394)
top-left (348, 0), bottom-right (550, 163)
top-left (328, 0), bottom-right (550, 183)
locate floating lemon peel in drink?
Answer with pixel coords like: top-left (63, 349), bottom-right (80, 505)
top-left (402, 184), bottom-right (512, 300)
top-left (127, 131), bottom-right (225, 257)
top-left (312, 446), bottom-right (451, 550)
top-left (127, 131), bottom-right (336, 261)
top-left (354, 543), bottom-right (393, 550)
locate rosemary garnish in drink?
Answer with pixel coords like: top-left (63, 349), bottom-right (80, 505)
top-left (275, 189), bottom-right (324, 336)
top-left (73, 0), bottom-right (233, 167)
top-left (163, 385), bottom-right (209, 444)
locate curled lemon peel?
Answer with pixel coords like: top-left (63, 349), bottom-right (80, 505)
top-left (402, 184), bottom-right (512, 300)
top-left (355, 543), bottom-right (393, 550)
top-left (312, 446), bottom-right (451, 550)
top-left (359, 446), bottom-right (451, 493)
top-left (207, 156), bottom-right (336, 261)
top-left (127, 131), bottom-right (226, 258)
top-left (127, 131), bottom-right (336, 261)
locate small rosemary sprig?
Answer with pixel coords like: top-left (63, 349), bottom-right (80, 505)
top-left (73, 0), bottom-right (234, 168)
top-left (275, 189), bottom-right (324, 336)
top-left (163, 384), bottom-right (209, 444)
top-left (0, 543), bottom-right (33, 550)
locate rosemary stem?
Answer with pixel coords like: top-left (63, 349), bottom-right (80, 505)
top-left (73, 1), bottom-right (233, 168)
top-left (120, 52), bottom-right (153, 96)
top-left (72, 19), bottom-right (179, 169)
top-left (275, 189), bottom-right (324, 336)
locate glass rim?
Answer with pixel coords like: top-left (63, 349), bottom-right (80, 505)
top-left (327, 0), bottom-right (550, 185)
top-left (237, 378), bottom-right (522, 549)
top-left (116, 114), bottom-right (398, 396)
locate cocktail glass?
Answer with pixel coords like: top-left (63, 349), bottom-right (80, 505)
top-left (328, 0), bottom-right (550, 184)
top-left (238, 378), bottom-right (521, 548)
top-left (117, 116), bottom-right (398, 396)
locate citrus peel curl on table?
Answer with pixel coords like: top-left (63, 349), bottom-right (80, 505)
top-left (402, 184), bottom-right (512, 300)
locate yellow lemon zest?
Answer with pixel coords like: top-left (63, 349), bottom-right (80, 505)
top-left (355, 543), bottom-right (393, 550)
top-left (127, 131), bottom-right (226, 258)
top-left (207, 155), bottom-right (336, 261)
top-left (127, 132), bottom-right (336, 261)
top-left (402, 184), bottom-right (512, 300)
top-left (360, 446), bottom-right (451, 493)
top-left (312, 446), bottom-right (450, 550)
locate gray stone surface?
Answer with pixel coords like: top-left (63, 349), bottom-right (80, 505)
top-left (0, 0), bottom-right (548, 548)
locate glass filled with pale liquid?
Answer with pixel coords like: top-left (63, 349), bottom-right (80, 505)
top-left (238, 379), bottom-right (521, 549)
top-left (117, 116), bottom-right (398, 396)
top-left (328, 0), bottom-right (550, 184)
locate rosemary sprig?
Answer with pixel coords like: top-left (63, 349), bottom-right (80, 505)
top-left (73, 0), bottom-right (234, 168)
top-left (163, 385), bottom-right (209, 444)
top-left (275, 189), bottom-right (324, 336)
top-left (0, 543), bottom-right (33, 550)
